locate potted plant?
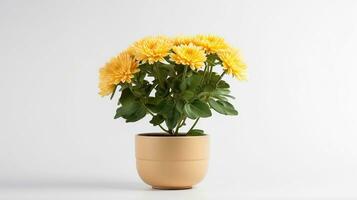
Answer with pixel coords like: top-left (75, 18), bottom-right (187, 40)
top-left (98, 35), bottom-right (246, 189)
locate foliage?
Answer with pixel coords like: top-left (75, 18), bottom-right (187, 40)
top-left (99, 35), bottom-right (246, 135)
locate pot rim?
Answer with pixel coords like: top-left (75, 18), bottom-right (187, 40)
top-left (136, 133), bottom-right (209, 138)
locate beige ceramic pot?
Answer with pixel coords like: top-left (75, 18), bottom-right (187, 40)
top-left (135, 133), bottom-right (209, 189)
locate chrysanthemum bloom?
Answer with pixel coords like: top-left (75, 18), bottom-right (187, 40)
top-left (130, 36), bottom-right (172, 64)
top-left (98, 52), bottom-right (139, 96)
top-left (170, 43), bottom-right (207, 70)
top-left (193, 34), bottom-right (229, 54)
top-left (172, 35), bottom-right (196, 46)
top-left (218, 47), bottom-right (247, 80)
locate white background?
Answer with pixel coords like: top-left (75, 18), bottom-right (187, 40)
top-left (1, 0), bottom-right (357, 199)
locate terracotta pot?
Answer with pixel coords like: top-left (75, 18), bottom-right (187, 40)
top-left (135, 133), bottom-right (209, 190)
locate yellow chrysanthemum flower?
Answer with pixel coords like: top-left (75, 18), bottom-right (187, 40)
top-left (218, 47), bottom-right (247, 80)
top-left (193, 34), bottom-right (229, 54)
top-left (130, 36), bottom-right (172, 64)
top-left (172, 35), bottom-right (196, 46)
top-left (98, 52), bottom-right (139, 96)
top-left (170, 44), bottom-right (207, 70)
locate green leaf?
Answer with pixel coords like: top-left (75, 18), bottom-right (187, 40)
top-left (118, 88), bottom-right (135, 106)
top-left (222, 94), bottom-right (235, 99)
top-left (158, 100), bottom-right (175, 118)
top-left (145, 97), bottom-right (163, 113)
top-left (157, 63), bottom-right (175, 76)
top-left (220, 101), bottom-right (238, 115)
top-left (132, 85), bottom-right (146, 97)
top-left (170, 78), bottom-right (182, 93)
top-left (136, 71), bottom-right (146, 83)
top-left (203, 84), bottom-right (215, 92)
top-left (139, 63), bottom-right (154, 77)
top-left (212, 95), bottom-right (228, 101)
top-left (125, 104), bottom-right (147, 122)
top-left (205, 72), bottom-right (229, 89)
top-left (179, 80), bottom-right (187, 91)
top-left (154, 63), bottom-right (170, 83)
top-left (155, 83), bottom-right (170, 97)
top-left (115, 101), bottom-right (139, 119)
top-left (187, 129), bottom-right (205, 136)
top-left (191, 100), bottom-right (212, 118)
top-left (115, 87), bottom-right (148, 122)
top-left (184, 103), bottom-right (198, 119)
top-left (114, 100), bottom-right (147, 122)
top-left (208, 99), bottom-right (226, 115)
top-left (204, 71), bottom-right (219, 84)
top-left (143, 82), bottom-right (155, 96)
top-left (165, 109), bottom-right (180, 130)
top-left (181, 90), bottom-right (195, 101)
top-left (208, 99), bottom-right (238, 115)
top-left (186, 74), bottom-right (201, 90)
top-left (175, 99), bottom-right (185, 113)
top-left (150, 114), bottom-right (165, 126)
top-left (217, 80), bottom-right (230, 88)
top-left (184, 100), bottom-right (212, 119)
top-left (174, 64), bottom-right (185, 74)
top-left (212, 88), bottom-right (230, 95)
top-left (210, 87), bottom-right (233, 101)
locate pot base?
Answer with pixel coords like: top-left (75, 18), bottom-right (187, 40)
top-left (152, 186), bottom-right (192, 190)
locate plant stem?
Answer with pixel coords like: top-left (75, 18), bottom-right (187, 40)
top-left (110, 85), bottom-right (118, 100)
top-left (182, 66), bottom-right (188, 82)
top-left (174, 117), bottom-right (183, 135)
top-left (159, 125), bottom-right (170, 133)
top-left (187, 118), bottom-right (200, 134)
top-left (200, 64), bottom-right (208, 84)
top-left (207, 65), bottom-right (213, 83)
top-left (145, 108), bottom-right (170, 133)
top-left (148, 82), bottom-right (158, 96)
top-left (216, 71), bottom-right (226, 86)
top-left (181, 117), bottom-right (187, 127)
top-left (174, 116), bottom-right (186, 135)
top-left (153, 63), bottom-right (163, 85)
